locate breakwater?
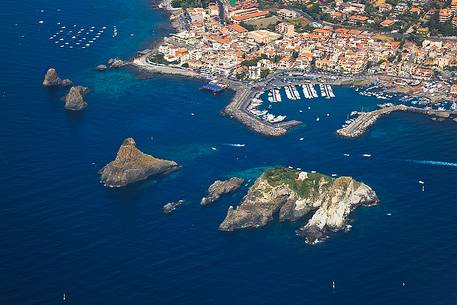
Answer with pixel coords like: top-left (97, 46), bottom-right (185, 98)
top-left (337, 104), bottom-right (457, 138)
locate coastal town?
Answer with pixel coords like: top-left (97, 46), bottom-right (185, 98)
top-left (131, 0), bottom-right (457, 136)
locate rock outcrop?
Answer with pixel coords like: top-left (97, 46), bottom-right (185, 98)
top-left (99, 138), bottom-right (180, 188)
top-left (42, 68), bottom-right (72, 87)
top-left (64, 86), bottom-right (89, 111)
top-left (108, 58), bottom-right (127, 69)
top-left (163, 200), bottom-right (185, 214)
top-left (219, 167), bottom-right (378, 244)
top-left (96, 64), bottom-right (107, 71)
top-left (201, 177), bottom-right (244, 206)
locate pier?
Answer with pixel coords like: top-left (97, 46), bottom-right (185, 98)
top-left (337, 104), bottom-right (457, 138)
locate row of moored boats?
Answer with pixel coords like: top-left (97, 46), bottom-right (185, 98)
top-left (267, 84), bottom-right (335, 103)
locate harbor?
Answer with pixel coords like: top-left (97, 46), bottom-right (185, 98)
top-left (224, 76), bottom-right (337, 137)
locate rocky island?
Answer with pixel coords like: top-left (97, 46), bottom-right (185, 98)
top-left (219, 167), bottom-right (378, 244)
top-left (99, 138), bottom-right (180, 188)
top-left (64, 86), bottom-right (89, 111)
top-left (163, 200), bottom-right (185, 214)
top-left (200, 177), bottom-right (244, 206)
top-left (42, 68), bottom-right (72, 87)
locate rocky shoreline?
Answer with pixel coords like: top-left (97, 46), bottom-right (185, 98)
top-left (219, 167), bottom-right (378, 244)
top-left (99, 138), bottom-right (180, 188)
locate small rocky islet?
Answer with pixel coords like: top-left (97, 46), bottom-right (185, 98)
top-left (200, 177), bottom-right (244, 206)
top-left (219, 167), bottom-right (379, 244)
top-left (63, 86), bottom-right (89, 111)
top-left (42, 68), bottom-right (72, 87)
top-left (99, 138), bottom-right (180, 188)
top-left (163, 200), bottom-right (185, 214)
top-left (43, 68), bottom-right (89, 111)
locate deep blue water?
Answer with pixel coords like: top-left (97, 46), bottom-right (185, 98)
top-left (2, 1), bottom-right (457, 304)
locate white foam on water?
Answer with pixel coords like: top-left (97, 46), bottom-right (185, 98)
top-left (222, 143), bottom-right (246, 147)
top-left (406, 160), bottom-right (457, 167)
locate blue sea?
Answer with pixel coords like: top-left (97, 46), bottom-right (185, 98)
top-left (2, 0), bottom-right (457, 304)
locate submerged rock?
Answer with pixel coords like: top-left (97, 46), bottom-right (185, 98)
top-left (99, 138), bottom-right (180, 188)
top-left (163, 200), bottom-right (185, 214)
top-left (201, 177), bottom-right (244, 206)
top-left (64, 86), bottom-right (89, 111)
top-left (219, 167), bottom-right (378, 244)
top-left (42, 68), bottom-right (72, 87)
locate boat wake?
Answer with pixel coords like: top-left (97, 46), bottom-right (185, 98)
top-left (222, 143), bottom-right (246, 147)
top-left (406, 160), bottom-right (457, 167)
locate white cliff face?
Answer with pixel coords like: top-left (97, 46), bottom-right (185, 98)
top-left (299, 178), bottom-right (378, 244)
top-left (219, 168), bottom-right (379, 244)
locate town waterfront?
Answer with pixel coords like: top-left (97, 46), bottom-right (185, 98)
top-left (2, 0), bottom-right (457, 304)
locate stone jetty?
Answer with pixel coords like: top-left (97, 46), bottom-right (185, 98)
top-left (337, 104), bottom-right (457, 138)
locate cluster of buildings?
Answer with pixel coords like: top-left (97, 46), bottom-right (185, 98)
top-left (323, 0), bottom-right (457, 33)
top-left (437, 0), bottom-right (457, 26)
top-left (152, 0), bottom-right (457, 84)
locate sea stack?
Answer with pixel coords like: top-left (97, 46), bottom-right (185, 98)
top-left (200, 178), bottom-right (244, 206)
top-left (42, 68), bottom-right (72, 87)
top-left (64, 86), bottom-right (89, 111)
top-left (219, 167), bottom-right (378, 244)
top-left (99, 138), bottom-right (180, 188)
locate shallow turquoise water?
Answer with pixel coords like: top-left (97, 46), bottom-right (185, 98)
top-left (2, 0), bottom-right (457, 304)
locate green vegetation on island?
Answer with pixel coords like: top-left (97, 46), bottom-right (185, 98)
top-left (262, 167), bottom-right (333, 199)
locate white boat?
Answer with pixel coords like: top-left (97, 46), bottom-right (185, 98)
top-left (343, 153), bottom-right (350, 157)
top-left (362, 154), bottom-right (371, 158)
top-left (270, 115), bottom-right (287, 123)
top-left (316, 117), bottom-right (320, 122)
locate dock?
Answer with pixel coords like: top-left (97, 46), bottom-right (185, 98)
top-left (200, 83), bottom-right (225, 94)
top-left (337, 104), bottom-right (457, 138)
